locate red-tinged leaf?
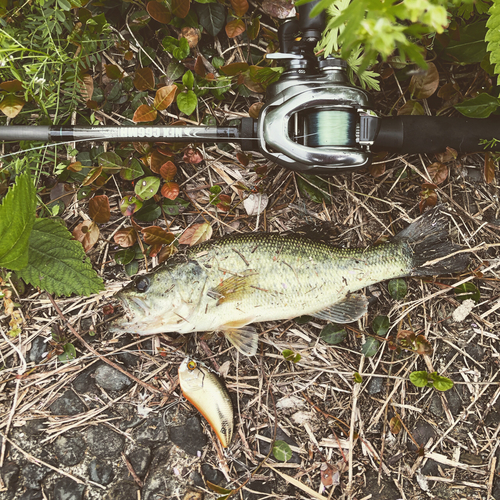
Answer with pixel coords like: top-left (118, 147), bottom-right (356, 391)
top-left (409, 62), bottom-right (439, 100)
top-left (397, 100), bottom-right (425, 116)
top-left (217, 194), bottom-right (231, 212)
top-left (156, 145), bottom-right (175, 157)
top-left (160, 161), bottom-right (177, 181)
top-left (133, 142), bottom-right (153, 155)
top-left (114, 227), bottom-right (138, 247)
top-left (147, 0), bottom-right (172, 23)
top-left (149, 243), bottom-right (163, 257)
top-left (415, 335), bottom-right (433, 356)
top-left (171, 0), bottom-right (189, 18)
top-left (194, 55), bottom-right (206, 77)
top-left (86, 100), bottom-right (99, 109)
top-left (230, 0), bottom-right (248, 16)
top-left (120, 195), bottom-right (143, 216)
top-left (0, 94), bottom-right (25, 118)
top-left (181, 26), bottom-right (200, 48)
top-left (150, 150), bottom-right (171, 174)
top-left (484, 152), bottom-right (496, 184)
top-left (0, 79), bottom-right (23, 92)
top-left (247, 17), bottom-right (260, 40)
top-left (158, 243), bottom-right (178, 263)
top-left (206, 73), bottom-right (215, 81)
top-left (142, 226), bottom-right (176, 245)
top-left (124, 51), bottom-right (134, 61)
top-left (105, 64), bottom-right (123, 80)
top-left (427, 162), bottom-right (448, 185)
top-left (249, 102), bottom-right (264, 119)
top-left (225, 19), bottom-right (246, 38)
top-left (73, 221), bottom-right (100, 253)
top-left (320, 463), bottom-right (338, 487)
top-left (220, 62), bottom-right (249, 76)
top-left (389, 416), bottom-right (402, 435)
top-left (102, 304), bottom-right (114, 315)
top-left (154, 85), bottom-right (177, 111)
top-left (133, 67), bottom-right (155, 91)
top-left (262, 0), bottom-right (294, 19)
top-left (78, 72), bottom-right (94, 100)
top-left (369, 161), bottom-right (386, 178)
top-left (89, 195), bottom-right (111, 224)
top-left (183, 147), bottom-right (203, 164)
top-left (178, 222), bottom-right (212, 246)
top-left (237, 152), bottom-right (249, 166)
top-left (82, 167), bottom-right (103, 186)
top-left (161, 181), bottom-right (180, 200)
top-left (419, 183), bottom-right (438, 213)
top-left (435, 146), bottom-right (458, 163)
top-left (206, 481), bottom-right (233, 495)
top-left (68, 161), bottom-right (83, 172)
top-left (133, 104), bottom-right (157, 123)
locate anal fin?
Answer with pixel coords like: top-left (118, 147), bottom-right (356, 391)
top-left (312, 294), bottom-right (369, 324)
top-left (221, 319), bottom-right (258, 356)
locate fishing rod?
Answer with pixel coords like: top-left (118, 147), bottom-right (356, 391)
top-left (0, 1), bottom-right (499, 175)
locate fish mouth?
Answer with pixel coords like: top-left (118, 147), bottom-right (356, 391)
top-left (109, 293), bottom-right (151, 332)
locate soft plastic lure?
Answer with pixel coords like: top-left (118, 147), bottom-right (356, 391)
top-left (178, 358), bottom-right (234, 448)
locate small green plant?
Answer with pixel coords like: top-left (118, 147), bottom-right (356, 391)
top-left (282, 349), bottom-right (301, 364)
top-left (320, 324), bottom-right (347, 344)
top-left (409, 371), bottom-right (454, 392)
top-left (272, 440), bottom-right (293, 462)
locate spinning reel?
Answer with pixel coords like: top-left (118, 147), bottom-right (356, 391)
top-left (1, 0), bottom-right (500, 174)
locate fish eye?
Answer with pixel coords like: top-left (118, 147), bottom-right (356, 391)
top-left (187, 360), bottom-right (197, 371)
top-left (135, 277), bottom-right (150, 293)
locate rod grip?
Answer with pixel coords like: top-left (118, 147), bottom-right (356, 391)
top-left (0, 126), bottom-right (51, 141)
top-left (374, 116), bottom-right (500, 154)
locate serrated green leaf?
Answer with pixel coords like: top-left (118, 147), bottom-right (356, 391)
top-left (273, 440), bottom-right (292, 462)
top-left (372, 315), bottom-right (390, 336)
top-left (388, 278), bottom-right (407, 300)
top-left (135, 176), bottom-right (160, 201)
top-left (0, 171), bottom-right (36, 270)
top-left (177, 90), bottom-right (197, 115)
top-left (320, 324), bottom-right (347, 345)
top-left (409, 370), bottom-right (429, 388)
top-left (361, 337), bottom-right (379, 357)
top-left (17, 218), bottom-right (104, 296)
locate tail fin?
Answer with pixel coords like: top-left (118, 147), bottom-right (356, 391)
top-left (393, 206), bottom-right (470, 276)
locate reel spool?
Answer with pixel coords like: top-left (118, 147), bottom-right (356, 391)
top-left (302, 108), bottom-right (358, 148)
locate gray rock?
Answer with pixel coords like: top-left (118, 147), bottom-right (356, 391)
top-left (0, 461), bottom-right (19, 492)
top-left (49, 390), bottom-right (86, 416)
top-left (104, 481), bottom-right (140, 500)
top-left (24, 419), bottom-right (46, 436)
top-left (53, 477), bottom-right (85, 500)
top-left (142, 466), bottom-right (175, 500)
top-left (421, 458), bottom-right (439, 475)
top-left (86, 424), bottom-right (124, 458)
top-left (429, 394), bottom-right (444, 418)
top-left (133, 417), bottom-right (169, 447)
top-left (94, 364), bottom-right (134, 391)
top-left (446, 387), bottom-right (463, 416)
top-left (88, 458), bottom-right (114, 486)
top-left (149, 444), bottom-right (170, 470)
top-left (22, 463), bottom-right (51, 490)
top-left (126, 445), bottom-right (151, 477)
top-left (367, 376), bottom-right (384, 395)
top-left (18, 490), bottom-right (43, 500)
top-left (116, 334), bottom-right (140, 367)
top-left (408, 421), bottom-right (436, 452)
top-left (465, 343), bottom-right (484, 362)
top-left (28, 337), bottom-right (47, 364)
top-left (72, 363), bottom-right (100, 395)
top-left (193, 463), bottom-right (225, 488)
top-left (54, 433), bottom-right (86, 466)
top-left (169, 416), bottom-right (207, 456)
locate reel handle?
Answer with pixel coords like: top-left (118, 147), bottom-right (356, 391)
top-left (374, 115), bottom-right (500, 154)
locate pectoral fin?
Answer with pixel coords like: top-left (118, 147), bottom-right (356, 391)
top-left (208, 270), bottom-right (257, 305)
top-left (221, 320), bottom-right (258, 356)
top-left (312, 294), bottom-right (369, 324)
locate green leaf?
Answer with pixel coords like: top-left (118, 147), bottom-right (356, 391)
top-left (125, 260), bottom-right (139, 277)
top-left (282, 349), bottom-right (301, 363)
top-left (296, 175), bottom-right (330, 204)
top-left (17, 219), bottom-right (105, 296)
top-left (0, 171), bottom-right (36, 270)
top-left (273, 440), bottom-right (292, 462)
top-left (115, 248), bottom-right (136, 265)
top-left (135, 176), bottom-right (160, 201)
top-left (121, 158), bottom-right (144, 180)
top-left (442, 20), bottom-right (488, 64)
top-left (388, 278), bottom-right (407, 300)
top-left (361, 337), bottom-right (379, 357)
top-left (454, 282), bottom-right (480, 303)
top-left (294, 315), bottom-right (312, 325)
top-left (196, 2), bottom-right (226, 37)
top-left (372, 315), bottom-right (390, 336)
top-left (182, 70), bottom-right (194, 90)
top-left (320, 324), bottom-right (347, 345)
top-left (177, 90), bottom-right (197, 115)
top-left (167, 61), bottom-right (185, 81)
top-left (98, 151), bottom-right (123, 173)
top-left (58, 343), bottom-right (76, 363)
top-left (454, 93), bottom-right (499, 118)
top-left (429, 373), bottom-right (454, 392)
top-left (135, 202), bottom-right (162, 222)
top-left (206, 481), bottom-right (233, 495)
top-left (409, 370), bottom-right (429, 388)
top-left (353, 372), bottom-right (363, 383)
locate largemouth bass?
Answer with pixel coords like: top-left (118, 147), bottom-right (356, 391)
top-left (178, 358), bottom-right (233, 448)
top-left (110, 206), bottom-right (469, 356)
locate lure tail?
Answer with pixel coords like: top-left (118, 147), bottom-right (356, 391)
top-left (394, 206), bottom-right (470, 276)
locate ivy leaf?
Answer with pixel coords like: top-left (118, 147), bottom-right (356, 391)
top-left (176, 91), bottom-right (197, 115)
top-left (161, 181), bottom-right (180, 200)
top-left (135, 176), bottom-right (160, 201)
top-left (58, 343), bottom-right (77, 363)
top-left (120, 195), bottom-right (143, 216)
top-left (0, 79), bottom-right (23, 92)
top-left (133, 104), bottom-right (157, 123)
top-left (141, 226), bottom-right (175, 245)
top-left (114, 248), bottom-right (136, 266)
top-left (160, 161), bottom-right (177, 181)
top-left (17, 218), bottom-right (105, 296)
top-left (320, 324), bottom-right (347, 345)
top-left (105, 64), bottom-right (123, 80)
top-left (409, 62), bottom-right (439, 100)
top-left (230, 0), bottom-right (248, 17)
top-left (89, 195), bottom-right (110, 223)
top-left (0, 171), bottom-right (36, 270)
top-left (429, 372), bottom-right (454, 392)
top-left (121, 158), bottom-right (144, 181)
top-left (409, 371), bottom-right (429, 388)
top-left (273, 440), bottom-right (292, 462)
top-left (196, 3), bottom-right (226, 37)
top-left (0, 94), bottom-right (26, 118)
top-left (172, 0), bottom-right (190, 18)
top-left (388, 278), bottom-right (407, 300)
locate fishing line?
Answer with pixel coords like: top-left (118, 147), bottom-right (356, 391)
top-left (299, 109), bottom-right (357, 147)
